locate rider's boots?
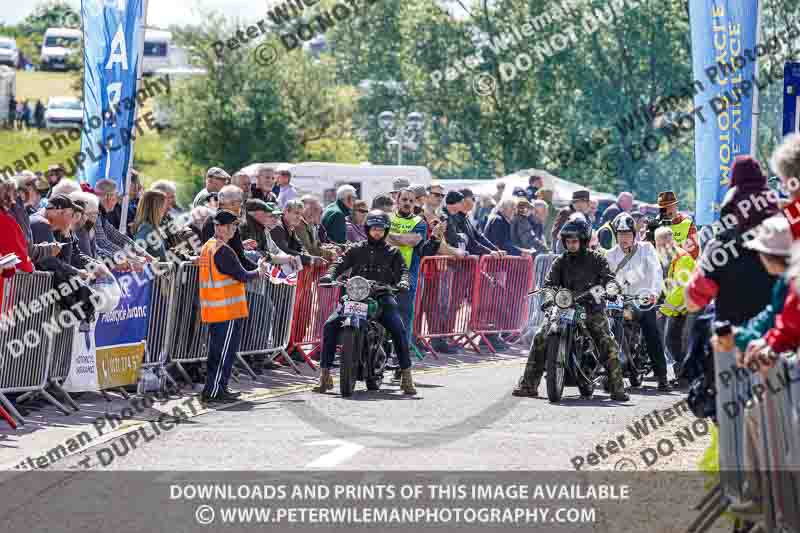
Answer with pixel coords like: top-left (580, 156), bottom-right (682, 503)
top-left (657, 375), bottom-right (672, 392)
top-left (314, 368), bottom-right (333, 393)
top-left (606, 358), bottom-right (630, 401)
top-left (512, 376), bottom-right (540, 397)
top-left (400, 368), bottom-right (417, 395)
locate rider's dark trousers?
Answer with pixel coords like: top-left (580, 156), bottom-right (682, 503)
top-left (639, 308), bottom-right (667, 378)
top-left (320, 295), bottom-right (411, 370)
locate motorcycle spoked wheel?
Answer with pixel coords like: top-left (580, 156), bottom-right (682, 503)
top-left (339, 329), bottom-right (360, 397)
top-left (546, 335), bottom-right (567, 403)
top-left (366, 342), bottom-right (388, 391)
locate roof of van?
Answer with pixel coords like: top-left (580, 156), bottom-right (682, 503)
top-left (44, 28), bottom-right (82, 37)
top-left (145, 29), bottom-right (172, 41)
top-left (0, 37), bottom-right (16, 44)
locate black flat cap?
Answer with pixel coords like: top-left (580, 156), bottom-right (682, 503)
top-left (46, 194), bottom-right (75, 210)
top-left (445, 191), bottom-right (465, 205)
top-left (213, 210), bottom-right (239, 225)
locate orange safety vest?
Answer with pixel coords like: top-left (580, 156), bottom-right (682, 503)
top-left (198, 238), bottom-right (249, 323)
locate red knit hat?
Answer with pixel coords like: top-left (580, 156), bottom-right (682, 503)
top-left (79, 182), bottom-right (95, 194)
top-left (730, 155), bottom-right (766, 190)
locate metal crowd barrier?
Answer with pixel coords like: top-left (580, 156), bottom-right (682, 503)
top-left (0, 272), bottom-right (72, 426)
top-left (238, 276), bottom-right (297, 374)
top-left (167, 262), bottom-right (211, 385)
top-left (413, 256), bottom-right (479, 357)
top-left (287, 262), bottom-right (339, 370)
top-left (701, 350), bottom-right (800, 533)
top-left (141, 262), bottom-right (180, 394)
top-left (468, 255), bottom-right (533, 352)
top-left (519, 254), bottom-right (557, 346)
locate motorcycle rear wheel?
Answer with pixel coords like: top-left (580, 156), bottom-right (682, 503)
top-left (546, 335), bottom-right (566, 403)
top-left (339, 329), bottom-right (359, 397)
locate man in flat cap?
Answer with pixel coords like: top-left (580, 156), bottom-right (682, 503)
top-left (391, 177), bottom-right (411, 204)
top-left (198, 210), bottom-right (270, 402)
top-left (193, 167), bottom-right (231, 209)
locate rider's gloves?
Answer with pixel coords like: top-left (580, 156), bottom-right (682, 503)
top-left (398, 281), bottom-right (410, 292)
top-left (319, 276), bottom-right (333, 285)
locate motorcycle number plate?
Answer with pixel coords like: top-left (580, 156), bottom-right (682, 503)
top-left (558, 309), bottom-right (575, 323)
top-left (343, 301), bottom-right (368, 319)
top-left (606, 301), bottom-right (623, 310)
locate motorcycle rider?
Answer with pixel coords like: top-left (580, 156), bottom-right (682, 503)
top-left (605, 213), bottom-right (671, 392)
top-left (316, 210), bottom-right (417, 395)
top-left (513, 213), bottom-right (630, 401)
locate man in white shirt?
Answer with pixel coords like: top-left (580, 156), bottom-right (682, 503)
top-left (605, 213), bottom-right (671, 392)
top-left (275, 164), bottom-right (299, 208)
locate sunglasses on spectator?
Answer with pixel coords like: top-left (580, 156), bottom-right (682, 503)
top-left (355, 209), bottom-right (369, 213)
top-left (430, 192), bottom-right (444, 198)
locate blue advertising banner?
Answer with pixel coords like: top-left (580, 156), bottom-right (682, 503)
top-left (79, 0), bottom-right (145, 192)
top-left (783, 62), bottom-right (800, 136)
top-left (689, 0), bottom-right (760, 225)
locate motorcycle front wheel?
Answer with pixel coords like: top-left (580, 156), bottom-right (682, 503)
top-left (546, 335), bottom-right (567, 403)
top-left (339, 329), bottom-right (359, 397)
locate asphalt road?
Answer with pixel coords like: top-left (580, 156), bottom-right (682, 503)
top-left (57, 354), bottom-right (689, 471)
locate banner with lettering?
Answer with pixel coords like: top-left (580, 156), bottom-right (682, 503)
top-left (79, 0), bottom-right (146, 192)
top-left (63, 270), bottom-right (151, 392)
top-left (689, 0), bottom-right (760, 225)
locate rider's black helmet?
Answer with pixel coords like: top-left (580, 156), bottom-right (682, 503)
top-left (559, 213), bottom-right (591, 252)
top-left (364, 209), bottom-right (391, 242)
top-left (611, 212), bottom-right (636, 234)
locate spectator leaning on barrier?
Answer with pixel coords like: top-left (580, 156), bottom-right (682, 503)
top-left (275, 164), bottom-right (298, 209)
top-left (270, 199), bottom-right (321, 266)
top-left (298, 195), bottom-right (338, 261)
top-left (193, 167), bottom-right (231, 209)
top-left (251, 164), bottom-right (278, 204)
top-left (68, 191), bottom-right (100, 259)
top-left (132, 190), bottom-right (168, 262)
top-left (10, 172), bottom-right (52, 265)
top-left (322, 185), bottom-right (355, 245)
top-left (0, 175), bottom-right (33, 276)
top-left (198, 210), bottom-right (270, 404)
top-left (657, 190), bottom-right (699, 259)
top-left (240, 199), bottom-right (275, 256)
top-left (346, 199), bottom-right (369, 243)
top-left (769, 131), bottom-right (800, 239)
top-left (94, 179), bottom-right (153, 268)
top-left (655, 226), bottom-right (695, 382)
top-left (485, 199), bottom-right (530, 256)
top-left (731, 216), bottom-right (792, 371)
top-left (686, 156), bottom-right (779, 325)
top-left (388, 188), bottom-right (428, 338)
top-left (457, 189), bottom-right (502, 256)
top-left (201, 184), bottom-right (257, 270)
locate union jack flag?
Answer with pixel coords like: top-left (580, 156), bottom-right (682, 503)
top-left (267, 264), bottom-right (298, 286)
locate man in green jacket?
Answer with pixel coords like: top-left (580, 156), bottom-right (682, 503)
top-left (321, 184), bottom-right (356, 244)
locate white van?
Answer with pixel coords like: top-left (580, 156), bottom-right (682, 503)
top-left (0, 37), bottom-right (19, 68)
top-left (281, 162), bottom-right (432, 206)
top-left (40, 28), bottom-right (81, 70)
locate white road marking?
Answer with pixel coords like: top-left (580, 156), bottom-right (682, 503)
top-left (304, 439), bottom-right (364, 468)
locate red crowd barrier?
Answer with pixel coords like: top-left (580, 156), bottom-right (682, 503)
top-left (413, 256), bottom-right (480, 357)
top-left (286, 262), bottom-right (340, 369)
top-left (468, 255), bottom-right (533, 352)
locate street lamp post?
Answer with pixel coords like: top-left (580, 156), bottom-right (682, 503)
top-left (377, 110), bottom-right (424, 166)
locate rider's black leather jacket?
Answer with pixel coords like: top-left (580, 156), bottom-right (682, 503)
top-left (323, 237), bottom-right (409, 289)
top-left (543, 248), bottom-right (615, 313)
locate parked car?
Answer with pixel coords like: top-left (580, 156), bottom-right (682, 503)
top-left (44, 96), bottom-right (82, 129)
top-left (0, 37), bottom-right (19, 68)
top-left (40, 28), bottom-right (81, 71)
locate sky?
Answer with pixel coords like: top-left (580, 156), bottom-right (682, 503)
top-left (2, 0), bottom-right (468, 27)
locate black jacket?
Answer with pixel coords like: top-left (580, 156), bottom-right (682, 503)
top-left (325, 238), bottom-right (409, 288)
top-left (441, 210), bottom-right (497, 256)
top-left (484, 213), bottom-right (522, 256)
top-left (201, 215), bottom-right (257, 270)
top-left (699, 230), bottom-right (775, 325)
top-left (270, 218), bottom-right (313, 265)
top-left (544, 249), bottom-right (615, 313)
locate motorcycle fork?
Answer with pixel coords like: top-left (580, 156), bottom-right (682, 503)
top-left (574, 323), bottom-right (600, 385)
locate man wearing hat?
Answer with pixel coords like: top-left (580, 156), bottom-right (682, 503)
top-left (391, 177), bottom-right (411, 204)
top-left (193, 167), bottom-right (231, 209)
top-left (408, 184), bottom-right (427, 216)
top-left (552, 190), bottom-right (592, 253)
top-left (198, 210), bottom-right (270, 402)
top-left (657, 190), bottom-right (699, 259)
top-left (45, 164), bottom-right (65, 194)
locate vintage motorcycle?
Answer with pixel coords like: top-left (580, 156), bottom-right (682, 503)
top-left (320, 276), bottom-right (392, 397)
top-left (606, 292), bottom-right (652, 388)
top-left (534, 281), bottom-right (620, 403)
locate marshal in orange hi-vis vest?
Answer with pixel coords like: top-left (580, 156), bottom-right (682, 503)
top-left (198, 238), bottom-right (249, 323)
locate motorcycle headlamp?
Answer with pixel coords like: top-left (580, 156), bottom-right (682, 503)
top-left (605, 281), bottom-right (621, 297)
top-left (541, 289), bottom-right (555, 304)
top-left (555, 289), bottom-right (573, 309)
top-left (345, 276), bottom-right (371, 302)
